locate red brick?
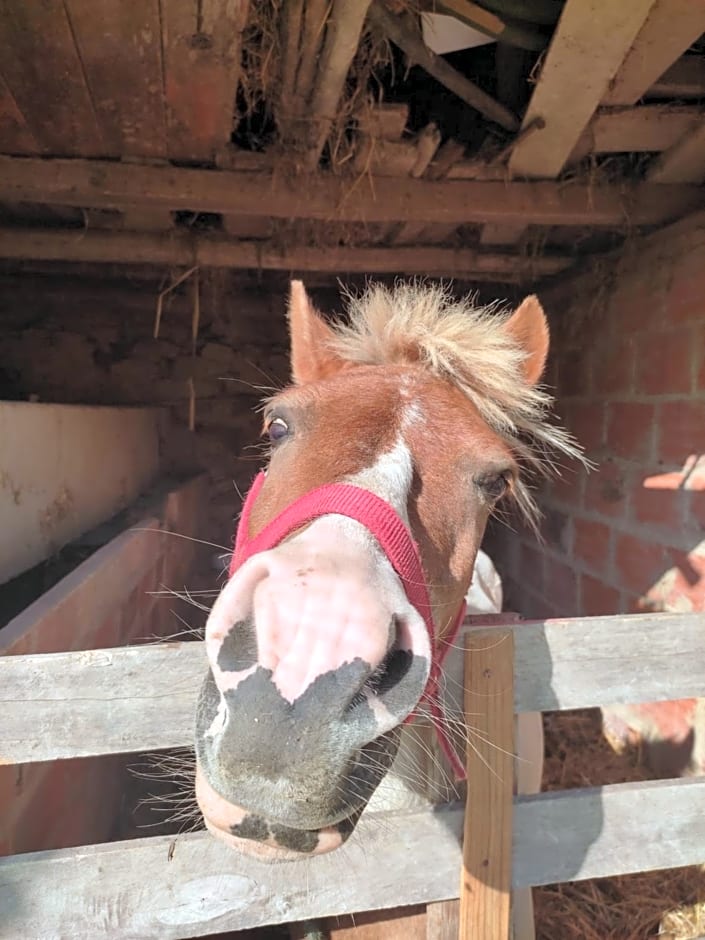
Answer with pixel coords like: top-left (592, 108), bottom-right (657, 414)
top-left (610, 276), bottom-right (667, 333)
top-left (544, 557), bottom-right (579, 615)
top-left (557, 348), bottom-right (591, 398)
top-left (631, 483), bottom-right (684, 529)
top-left (565, 402), bottom-right (606, 454)
top-left (666, 251), bottom-right (705, 325)
top-left (549, 456), bottom-right (586, 508)
top-left (592, 338), bottom-right (634, 397)
top-left (697, 324), bottom-right (705, 390)
top-left (580, 574), bottom-right (621, 616)
top-left (606, 402), bottom-right (655, 461)
top-left (614, 533), bottom-right (668, 596)
top-left (518, 542), bottom-right (545, 596)
top-left (657, 400), bottom-right (705, 463)
top-left (584, 459), bottom-right (628, 519)
top-left (573, 517), bottom-right (612, 575)
top-left (635, 329), bottom-right (693, 395)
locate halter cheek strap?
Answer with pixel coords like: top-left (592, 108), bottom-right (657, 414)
top-left (230, 471), bottom-right (468, 781)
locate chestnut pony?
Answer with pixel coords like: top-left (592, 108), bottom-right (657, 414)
top-left (195, 282), bottom-right (578, 884)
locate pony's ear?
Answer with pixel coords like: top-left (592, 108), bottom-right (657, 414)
top-left (503, 294), bottom-right (549, 386)
top-left (288, 281), bottom-right (346, 385)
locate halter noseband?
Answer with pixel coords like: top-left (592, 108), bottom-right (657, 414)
top-left (230, 471), bottom-right (467, 781)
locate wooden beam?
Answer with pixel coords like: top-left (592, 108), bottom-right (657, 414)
top-left (369, 3), bottom-right (519, 133)
top-left (649, 56), bottom-right (705, 99)
top-left (2, 778), bottom-right (705, 937)
top-left (509, 0), bottom-right (658, 179)
top-left (161, 0), bottom-right (250, 162)
top-left (570, 105), bottom-right (704, 164)
top-left (0, 227), bottom-right (572, 281)
top-left (460, 631), bottom-right (514, 939)
top-left (647, 122), bottom-right (705, 183)
top-left (480, 222), bottom-right (528, 247)
top-left (2, 612), bottom-right (703, 764)
top-left (63, 0), bottom-right (167, 160)
top-left (603, 1), bottom-right (705, 106)
top-left (302, 0), bottom-right (372, 169)
top-left (0, 156), bottom-right (699, 226)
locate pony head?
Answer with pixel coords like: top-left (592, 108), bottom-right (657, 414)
top-left (195, 281), bottom-right (578, 859)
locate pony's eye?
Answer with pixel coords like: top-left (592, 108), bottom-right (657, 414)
top-left (478, 472), bottom-right (511, 501)
top-left (266, 417), bottom-right (289, 444)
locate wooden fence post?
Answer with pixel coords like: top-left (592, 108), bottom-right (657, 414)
top-left (460, 630), bottom-right (515, 940)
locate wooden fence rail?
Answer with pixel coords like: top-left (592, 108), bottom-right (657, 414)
top-left (1, 610), bottom-right (704, 939)
top-left (2, 612), bottom-right (703, 764)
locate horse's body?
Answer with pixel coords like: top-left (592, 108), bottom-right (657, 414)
top-left (194, 281), bottom-right (578, 935)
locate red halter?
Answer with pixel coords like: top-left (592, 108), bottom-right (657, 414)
top-left (230, 471), bottom-right (467, 781)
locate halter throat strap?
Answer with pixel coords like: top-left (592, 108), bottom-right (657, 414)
top-left (230, 471), bottom-right (467, 781)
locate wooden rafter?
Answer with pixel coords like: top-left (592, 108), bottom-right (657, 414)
top-left (0, 227), bottom-right (572, 281)
top-left (647, 123), bottom-right (705, 183)
top-left (603, 0), bottom-right (705, 107)
top-left (0, 156), bottom-right (699, 226)
top-left (570, 105), bottom-right (704, 164)
top-left (508, 0), bottom-right (658, 179)
top-left (650, 56), bottom-right (705, 99)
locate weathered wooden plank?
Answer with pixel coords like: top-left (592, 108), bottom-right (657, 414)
top-left (650, 56), bottom-right (705, 99)
top-left (63, 0), bottom-right (167, 159)
top-left (509, 0), bottom-right (658, 179)
top-left (647, 122), bottom-right (705, 183)
top-left (0, 0), bottom-right (106, 155)
top-left (570, 105), bottom-right (703, 163)
top-left (603, 1), bottom-right (705, 106)
top-left (162, 0), bottom-right (249, 163)
top-left (0, 156), bottom-right (700, 226)
top-left (460, 631), bottom-right (514, 939)
top-left (426, 900), bottom-right (459, 940)
top-left (0, 74), bottom-right (42, 155)
top-left (2, 778), bottom-right (705, 937)
top-left (0, 227), bottom-right (572, 280)
top-left (2, 612), bottom-right (703, 763)
top-left (479, 222), bottom-right (528, 247)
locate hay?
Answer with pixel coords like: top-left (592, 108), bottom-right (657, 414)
top-left (535, 710), bottom-right (705, 940)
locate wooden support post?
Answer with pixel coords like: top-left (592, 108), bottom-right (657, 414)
top-left (460, 630), bottom-right (515, 940)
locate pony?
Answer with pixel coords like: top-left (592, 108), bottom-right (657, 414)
top-left (194, 280), bottom-right (580, 933)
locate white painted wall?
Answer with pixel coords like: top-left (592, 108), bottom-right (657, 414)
top-left (0, 402), bottom-right (162, 585)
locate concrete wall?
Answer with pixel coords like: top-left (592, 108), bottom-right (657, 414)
top-left (486, 219), bottom-right (705, 774)
top-left (0, 401), bottom-right (162, 584)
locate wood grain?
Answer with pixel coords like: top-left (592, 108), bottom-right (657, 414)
top-left (3, 611), bottom-right (704, 763)
top-left (460, 630), bottom-right (514, 939)
top-left (3, 778), bottom-right (705, 936)
top-left (0, 156), bottom-right (700, 226)
top-left (509, 0), bottom-right (658, 178)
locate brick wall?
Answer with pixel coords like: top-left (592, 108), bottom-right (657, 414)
top-left (486, 219), bottom-right (705, 773)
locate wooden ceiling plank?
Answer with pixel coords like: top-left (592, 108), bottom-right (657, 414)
top-left (647, 122), bottom-right (705, 183)
top-left (508, 0), bottom-right (658, 180)
top-left (0, 0), bottom-right (106, 156)
top-left (63, 0), bottom-right (168, 160)
top-left (603, 1), bottom-right (705, 107)
top-left (649, 56), bottom-right (705, 100)
top-left (570, 104), bottom-right (704, 164)
top-left (480, 222), bottom-right (528, 247)
top-left (162, 0), bottom-right (250, 163)
top-left (0, 74), bottom-right (43, 155)
top-left (0, 226), bottom-right (572, 281)
top-left (0, 156), bottom-right (700, 227)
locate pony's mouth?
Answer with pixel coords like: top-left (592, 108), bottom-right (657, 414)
top-left (195, 766), bottom-right (360, 860)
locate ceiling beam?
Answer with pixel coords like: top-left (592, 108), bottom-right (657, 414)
top-left (509, 0), bottom-right (658, 180)
top-left (570, 105), bottom-right (704, 164)
top-left (647, 123), bottom-right (705, 183)
top-left (0, 156), bottom-right (700, 227)
top-left (603, 1), bottom-right (705, 107)
top-left (649, 56), bottom-right (705, 99)
top-left (0, 227), bottom-right (573, 282)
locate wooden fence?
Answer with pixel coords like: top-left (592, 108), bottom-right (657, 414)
top-left (1, 610), bottom-right (704, 938)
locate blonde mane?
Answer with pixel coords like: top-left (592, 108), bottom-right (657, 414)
top-left (328, 282), bottom-right (584, 527)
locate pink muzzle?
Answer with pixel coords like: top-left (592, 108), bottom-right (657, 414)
top-left (229, 471), bottom-right (467, 781)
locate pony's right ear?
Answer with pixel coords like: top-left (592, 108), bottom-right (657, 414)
top-left (288, 281), bottom-right (346, 385)
top-left (503, 294), bottom-right (549, 386)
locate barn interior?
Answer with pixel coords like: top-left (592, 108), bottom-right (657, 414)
top-left (1, 1), bottom-right (704, 937)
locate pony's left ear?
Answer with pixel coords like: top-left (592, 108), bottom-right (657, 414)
top-left (503, 294), bottom-right (549, 386)
top-left (287, 281), bottom-right (346, 385)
